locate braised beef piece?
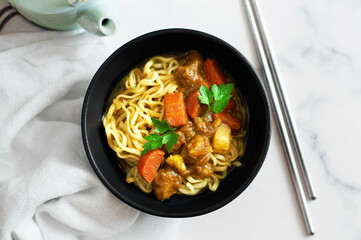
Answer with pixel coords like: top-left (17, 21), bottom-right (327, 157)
top-left (172, 130), bottom-right (186, 152)
top-left (174, 51), bottom-right (210, 89)
top-left (190, 161), bottom-right (214, 179)
top-left (178, 121), bottom-right (196, 141)
top-left (182, 134), bottom-right (213, 165)
top-left (152, 168), bottom-right (182, 200)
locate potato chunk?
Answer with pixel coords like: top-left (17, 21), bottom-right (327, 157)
top-left (165, 154), bottom-right (188, 176)
top-left (212, 123), bottom-right (232, 154)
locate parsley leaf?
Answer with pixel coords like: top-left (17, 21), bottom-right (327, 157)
top-left (142, 118), bottom-right (179, 156)
top-left (198, 83), bottom-right (234, 116)
top-left (198, 85), bottom-right (213, 114)
top-left (141, 142), bottom-right (152, 156)
top-left (143, 133), bottom-right (163, 155)
top-left (164, 131), bottom-right (180, 153)
top-left (211, 83), bottom-right (234, 113)
top-left (152, 118), bottom-right (172, 134)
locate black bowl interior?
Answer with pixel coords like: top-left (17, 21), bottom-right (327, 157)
top-left (81, 28), bottom-right (271, 217)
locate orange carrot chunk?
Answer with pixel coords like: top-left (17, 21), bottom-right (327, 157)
top-left (186, 89), bottom-right (201, 118)
top-left (213, 112), bottom-right (241, 130)
top-left (138, 149), bottom-right (165, 184)
top-left (225, 98), bottom-right (236, 110)
top-left (164, 92), bottom-right (189, 127)
top-left (203, 59), bottom-right (227, 86)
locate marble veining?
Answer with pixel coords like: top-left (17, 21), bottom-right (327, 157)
top-left (178, 0), bottom-right (361, 239)
top-left (310, 132), bottom-right (361, 192)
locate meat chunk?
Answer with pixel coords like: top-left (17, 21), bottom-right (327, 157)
top-left (175, 51), bottom-right (210, 89)
top-left (191, 161), bottom-right (214, 179)
top-left (185, 134), bottom-right (213, 164)
top-left (172, 130), bottom-right (186, 152)
top-left (178, 121), bottom-right (196, 141)
top-left (187, 134), bottom-right (213, 158)
top-left (152, 168), bottom-right (182, 200)
top-left (194, 117), bottom-right (216, 137)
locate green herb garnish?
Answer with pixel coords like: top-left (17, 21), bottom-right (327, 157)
top-left (198, 83), bottom-right (234, 115)
top-left (142, 118), bottom-right (179, 156)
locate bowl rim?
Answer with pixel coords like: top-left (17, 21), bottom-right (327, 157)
top-left (81, 28), bottom-right (271, 217)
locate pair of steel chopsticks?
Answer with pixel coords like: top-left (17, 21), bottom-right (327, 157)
top-left (244, 0), bottom-right (316, 235)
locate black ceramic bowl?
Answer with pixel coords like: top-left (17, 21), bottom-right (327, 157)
top-left (81, 28), bottom-right (271, 217)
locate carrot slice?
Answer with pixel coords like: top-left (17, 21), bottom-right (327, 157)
top-left (138, 149), bottom-right (165, 184)
top-left (164, 92), bottom-right (189, 127)
top-left (203, 59), bottom-right (227, 86)
top-left (213, 112), bottom-right (241, 130)
top-left (225, 98), bottom-right (236, 110)
top-left (186, 89), bottom-right (201, 118)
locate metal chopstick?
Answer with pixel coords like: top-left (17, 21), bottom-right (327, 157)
top-left (244, 0), bottom-right (315, 235)
top-left (245, 1), bottom-right (316, 201)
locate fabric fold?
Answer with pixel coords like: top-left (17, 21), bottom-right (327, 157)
top-left (0, 2), bottom-right (180, 239)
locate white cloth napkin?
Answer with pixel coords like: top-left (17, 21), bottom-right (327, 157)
top-left (0, 2), bottom-right (180, 239)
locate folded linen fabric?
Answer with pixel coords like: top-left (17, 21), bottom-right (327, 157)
top-left (0, 2), bottom-right (180, 239)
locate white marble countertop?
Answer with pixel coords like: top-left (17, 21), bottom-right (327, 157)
top-left (106, 0), bottom-right (361, 239)
top-left (2, 0), bottom-right (359, 239)
top-left (173, 0), bottom-right (361, 239)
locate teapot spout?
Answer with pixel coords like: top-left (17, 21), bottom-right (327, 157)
top-left (76, 3), bottom-right (117, 36)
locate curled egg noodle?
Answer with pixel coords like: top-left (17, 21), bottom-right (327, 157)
top-left (103, 56), bottom-right (247, 196)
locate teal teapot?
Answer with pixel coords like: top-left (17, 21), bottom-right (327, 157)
top-left (8, 0), bottom-right (118, 36)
